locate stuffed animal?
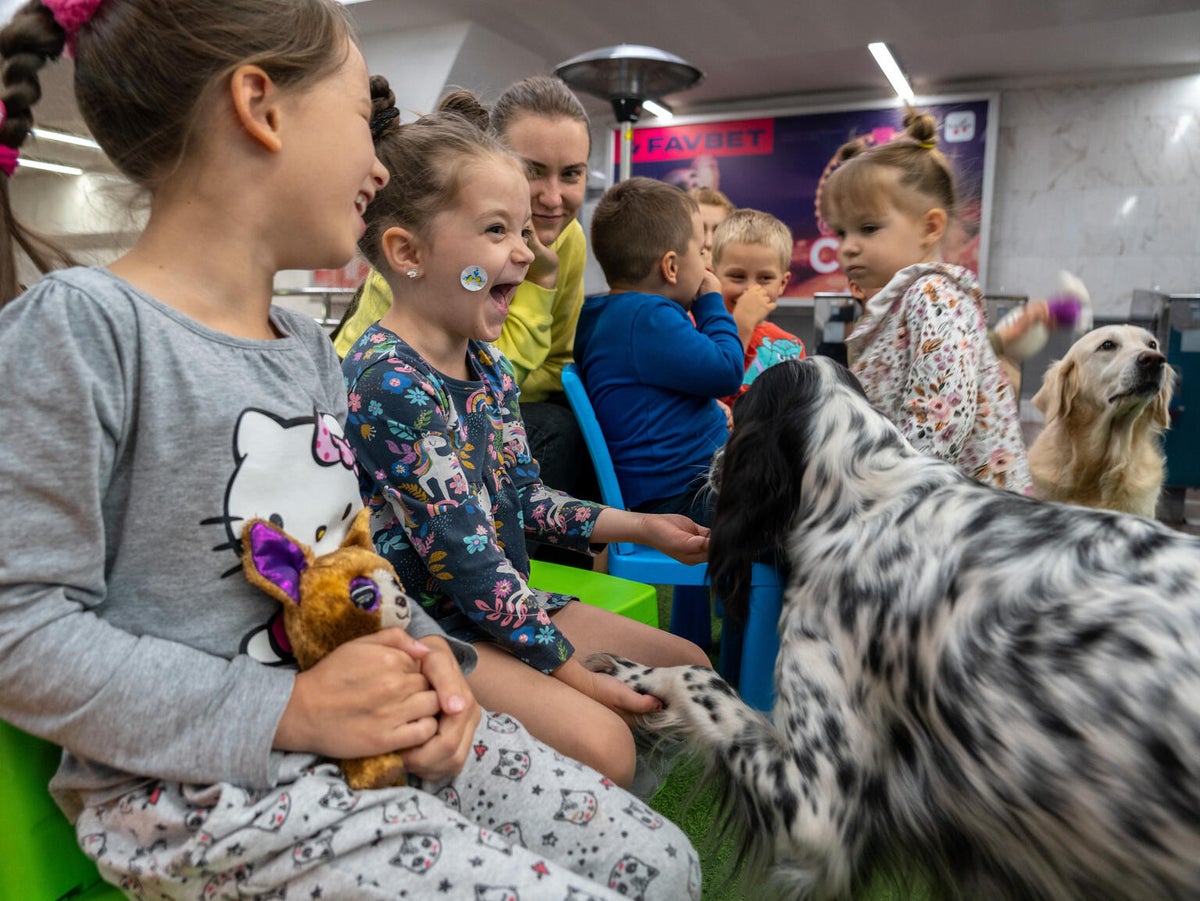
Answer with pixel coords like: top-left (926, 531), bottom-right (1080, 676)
top-left (241, 506), bottom-right (411, 790)
top-left (991, 270), bottom-right (1092, 393)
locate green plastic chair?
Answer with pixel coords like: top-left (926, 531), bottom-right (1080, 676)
top-left (528, 558), bottom-right (658, 627)
top-left (0, 719), bottom-right (125, 901)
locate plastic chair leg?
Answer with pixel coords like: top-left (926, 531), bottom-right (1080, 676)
top-left (717, 605), bottom-right (743, 684)
top-left (737, 582), bottom-right (782, 711)
top-left (668, 584), bottom-right (712, 649)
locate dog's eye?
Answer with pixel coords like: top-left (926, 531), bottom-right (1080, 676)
top-left (348, 577), bottom-right (380, 612)
top-left (1098, 339), bottom-right (1117, 351)
top-left (1148, 339), bottom-right (1159, 350)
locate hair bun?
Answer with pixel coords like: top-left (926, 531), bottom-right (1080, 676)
top-left (903, 110), bottom-right (938, 149)
top-left (835, 137), bottom-right (868, 164)
top-left (369, 74), bottom-right (394, 109)
top-left (437, 88), bottom-right (489, 132)
top-left (368, 74), bottom-right (399, 140)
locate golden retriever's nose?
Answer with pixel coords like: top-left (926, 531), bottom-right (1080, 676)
top-left (1137, 350), bottom-right (1165, 373)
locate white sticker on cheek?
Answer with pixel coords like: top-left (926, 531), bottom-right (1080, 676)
top-left (460, 266), bottom-right (488, 292)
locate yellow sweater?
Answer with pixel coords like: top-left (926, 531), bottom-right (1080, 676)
top-left (332, 219), bottom-right (586, 403)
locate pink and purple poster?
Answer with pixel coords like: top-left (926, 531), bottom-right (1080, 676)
top-left (614, 96), bottom-right (996, 297)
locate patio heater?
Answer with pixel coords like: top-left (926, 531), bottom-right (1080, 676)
top-left (555, 44), bottom-right (703, 182)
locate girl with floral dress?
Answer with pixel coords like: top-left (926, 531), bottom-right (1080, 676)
top-left (821, 111), bottom-right (1031, 492)
top-left (342, 82), bottom-right (711, 790)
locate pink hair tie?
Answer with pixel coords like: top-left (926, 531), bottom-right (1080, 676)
top-left (43, 0), bottom-right (104, 58)
top-left (0, 102), bottom-right (18, 176)
top-left (0, 146), bottom-right (20, 177)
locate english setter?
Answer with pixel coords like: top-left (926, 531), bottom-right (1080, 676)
top-left (592, 356), bottom-right (1200, 900)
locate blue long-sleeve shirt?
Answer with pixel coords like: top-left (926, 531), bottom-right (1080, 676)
top-left (574, 290), bottom-right (743, 508)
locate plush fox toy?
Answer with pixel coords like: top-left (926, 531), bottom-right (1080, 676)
top-left (241, 506), bottom-right (411, 790)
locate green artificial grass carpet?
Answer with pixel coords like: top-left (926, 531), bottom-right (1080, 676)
top-left (647, 586), bottom-right (931, 900)
top-left (648, 754), bottom-right (928, 900)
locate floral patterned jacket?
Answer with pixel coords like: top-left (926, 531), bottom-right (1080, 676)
top-left (342, 326), bottom-right (604, 673)
top-left (846, 263), bottom-right (1031, 493)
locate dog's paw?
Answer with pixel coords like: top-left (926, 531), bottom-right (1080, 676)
top-left (586, 652), bottom-right (639, 678)
top-left (587, 653), bottom-right (741, 738)
top-left (587, 653), bottom-right (677, 698)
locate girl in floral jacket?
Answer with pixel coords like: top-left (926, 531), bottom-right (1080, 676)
top-left (822, 111), bottom-right (1030, 493)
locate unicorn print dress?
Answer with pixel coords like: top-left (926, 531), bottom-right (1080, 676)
top-left (342, 325), bottom-right (605, 673)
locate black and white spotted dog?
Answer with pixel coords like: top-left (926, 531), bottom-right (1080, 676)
top-left (591, 356), bottom-right (1200, 900)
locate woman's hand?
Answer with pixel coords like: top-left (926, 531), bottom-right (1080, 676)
top-left (554, 657), bottom-right (662, 724)
top-left (399, 635), bottom-right (482, 781)
top-left (275, 629), bottom-right (440, 759)
top-left (525, 227), bottom-right (560, 290)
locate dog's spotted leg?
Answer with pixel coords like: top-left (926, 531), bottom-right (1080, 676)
top-left (589, 653), bottom-right (863, 897)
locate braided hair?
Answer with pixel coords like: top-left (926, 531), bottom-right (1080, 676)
top-left (0, 1), bottom-right (74, 305)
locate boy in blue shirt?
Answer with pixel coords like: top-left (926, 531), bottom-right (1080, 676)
top-left (576, 177), bottom-right (743, 525)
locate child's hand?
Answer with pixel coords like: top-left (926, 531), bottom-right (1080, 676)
top-left (639, 512), bottom-right (710, 565)
top-left (555, 657), bottom-right (662, 724)
top-left (732, 283), bottom-right (776, 331)
top-left (275, 629), bottom-right (440, 759)
top-left (717, 398), bottom-right (734, 430)
top-left (697, 269), bottom-right (723, 299)
top-left (588, 669), bottom-right (664, 724)
top-left (525, 227), bottom-right (560, 290)
top-left (400, 635), bottom-right (482, 781)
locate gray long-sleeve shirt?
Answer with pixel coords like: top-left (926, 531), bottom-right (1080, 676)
top-left (0, 267), bottom-right (474, 820)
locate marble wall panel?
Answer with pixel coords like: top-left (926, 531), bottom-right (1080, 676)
top-left (988, 73), bottom-right (1200, 316)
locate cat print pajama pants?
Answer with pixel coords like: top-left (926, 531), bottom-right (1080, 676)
top-left (76, 711), bottom-right (701, 901)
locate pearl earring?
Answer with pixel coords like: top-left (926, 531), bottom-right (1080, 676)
top-left (406, 268), bottom-right (420, 279)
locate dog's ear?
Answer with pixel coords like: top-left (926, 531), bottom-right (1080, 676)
top-left (709, 361), bottom-right (813, 623)
top-left (1032, 357), bottom-right (1078, 423)
top-left (1152, 363), bottom-right (1176, 430)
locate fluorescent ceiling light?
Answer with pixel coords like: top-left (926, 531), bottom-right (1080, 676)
top-left (31, 127), bottom-right (101, 150)
top-left (641, 99), bottom-right (673, 120)
top-left (868, 42), bottom-right (914, 104)
top-left (18, 158), bottom-right (83, 175)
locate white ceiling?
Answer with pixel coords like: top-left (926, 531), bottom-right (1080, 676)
top-left (343, 0), bottom-right (1200, 107)
top-left (19, 0), bottom-right (1200, 173)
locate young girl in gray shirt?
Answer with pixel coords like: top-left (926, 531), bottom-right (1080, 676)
top-left (0, 2), bottom-right (698, 898)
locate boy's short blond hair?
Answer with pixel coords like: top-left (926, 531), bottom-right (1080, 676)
top-left (711, 208), bottom-right (793, 272)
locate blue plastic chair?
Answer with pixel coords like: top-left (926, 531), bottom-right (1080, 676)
top-left (560, 362), bottom-right (783, 710)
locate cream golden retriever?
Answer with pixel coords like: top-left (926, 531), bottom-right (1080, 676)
top-left (1028, 324), bottom-right (1173, 517)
